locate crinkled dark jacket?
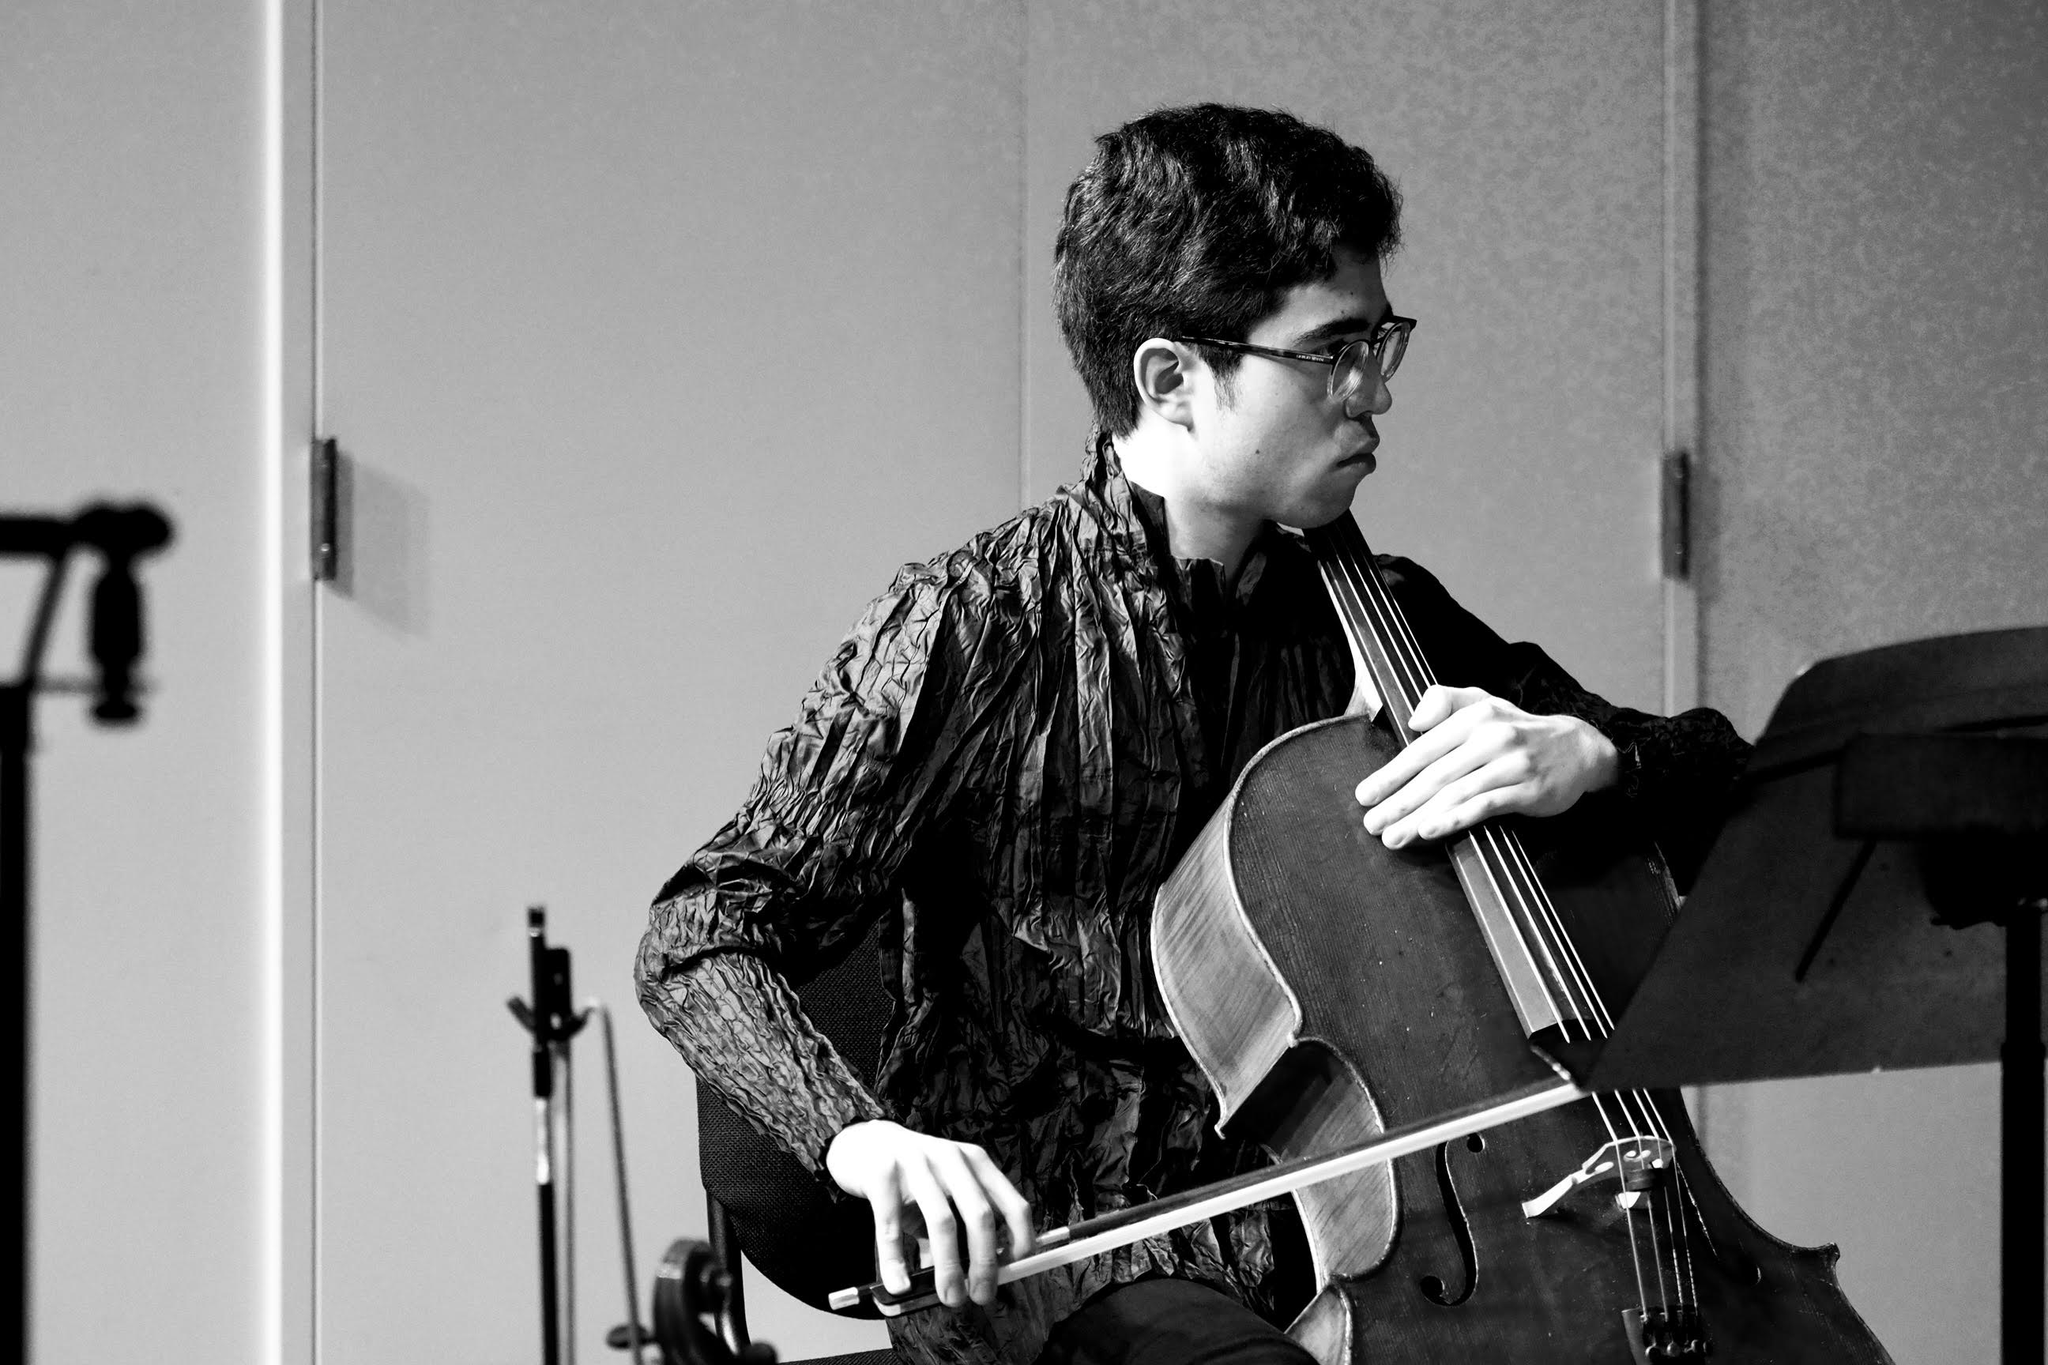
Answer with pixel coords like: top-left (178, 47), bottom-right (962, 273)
top-left (635, 438), bottom-right (1749, 1365)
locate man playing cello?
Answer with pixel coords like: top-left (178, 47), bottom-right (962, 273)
top-left (636, 104), bottom-right (1749, 1365)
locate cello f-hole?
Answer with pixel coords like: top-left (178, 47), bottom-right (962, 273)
top-left (1418, 1140), bottom-right (1480, 1308)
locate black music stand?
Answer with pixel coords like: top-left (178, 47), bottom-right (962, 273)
top-left (1557, 626), bottom-right (2048, 1364)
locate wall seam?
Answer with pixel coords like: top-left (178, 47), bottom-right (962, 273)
top-left (1664, 0), bottom-right (1708, 1153)
top-left (265, 0), bottom-right (321, 1358)
top-left (307, 0), bottom-right (324, 1358)
top-left (1017, 0), bottom-right (1031, 512)
top-left (1662, 0), bottom-right (1703, 722)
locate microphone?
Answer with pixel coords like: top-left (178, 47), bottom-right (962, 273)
top-left (71, 505), bottom-right (173, 724)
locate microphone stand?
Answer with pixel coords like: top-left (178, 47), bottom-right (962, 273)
top-left (508, 906), bottom-right (588, 1365)
top-left (0, 503), bottom-right (172, 1365)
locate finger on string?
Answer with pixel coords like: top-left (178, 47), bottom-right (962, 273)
top-left (929, 1145), bottom-right (1000, 1301)
top-left (1357, 702), bottom-right (1482, 810)
top-left (962, 1145), bottom-right (1036, 1258)
top-left (1406, 684), bottom-right (1477, 731)
top-left (869, 1168), bottom-right (912, 1294)
top-left (1383, 754), bottom-right (1523, 845)
top-left (901, 1158), bottom-right (967, 1306)
top-left (1394, 728), bottom-right (1515, 819)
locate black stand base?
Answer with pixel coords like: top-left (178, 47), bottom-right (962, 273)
top-left (2005, 905), bottom-right (2044, 1365)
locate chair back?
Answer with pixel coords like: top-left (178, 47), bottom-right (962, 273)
top-left (697, 915), bottom-right (894, 1315)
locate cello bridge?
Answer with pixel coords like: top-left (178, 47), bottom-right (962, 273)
top-left (1522, 1136), bottom-right (1677, 1219)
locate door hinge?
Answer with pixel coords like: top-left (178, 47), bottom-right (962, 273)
top-left (312, 437), bottom-right (338, 582)
top-left (1661, 449), bottom-right (1691, 581)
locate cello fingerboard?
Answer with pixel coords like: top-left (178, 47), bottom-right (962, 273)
top-left (1308, 514), bottom-right (1598, 1040)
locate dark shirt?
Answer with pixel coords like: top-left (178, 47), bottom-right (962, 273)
top-left (635, 436), bottom-right (1750, 1364)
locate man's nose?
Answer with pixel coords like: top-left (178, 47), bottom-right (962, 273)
top-left (1347, 369), bottom-right (1393, 419)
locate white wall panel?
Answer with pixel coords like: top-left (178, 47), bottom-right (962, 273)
top-left (317, 2), bottom-right (1679, 1359)
top-left (315, 3), bottom-right (1022, 1359)
top-left (1699, 3), bottom-right (2048, 1361)
top-left (1, 2), bottom-right (271, 1361)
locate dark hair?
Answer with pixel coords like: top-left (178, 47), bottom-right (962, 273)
top-left (1053, 104), bottom-right (1402, 437)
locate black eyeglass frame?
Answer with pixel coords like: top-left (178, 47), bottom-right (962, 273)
top-left (1170, 316), bottom-right (1419, 397)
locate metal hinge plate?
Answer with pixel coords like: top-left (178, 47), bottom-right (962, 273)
top-left (312, 437), bottom-right (338, 582)
top-left (1661, 449), bottom-right (1691, 581)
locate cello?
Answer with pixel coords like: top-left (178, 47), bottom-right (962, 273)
top-left (837, 512), bottom-right (1893, 1363)
top-left (1146, 512), bottom-right (1894, 1362)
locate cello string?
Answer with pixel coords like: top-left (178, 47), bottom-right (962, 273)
top-left (1323, 521), bottom-right (1665, 1325)
top-left (1502, 834), bottom-right (1702, 1313)
top-left (1491, 812), bottom-right (1694, 1307)
top-left (1636, 1099), bottom-right (1698, 1315)
top-left (1335, 526), bottom-right (1678, 1319)
top-left (1476, 757), bottom-right (1682, 1199)
top-left (1474, 828), bottom-right (1659, 1154)
top-left (1475, 826), bottom-right (1600, 1036)
top-left (1482, 826), bottom-right (1605, 1031)
top-left (1325, 522), bottom-right (1572, 1020)
top-left (1324, 554), bottom-right (1426, 716)
top-left (1643, 1097), bottom-right (1713, 1308)
top-left (1645, 1187), bottom-right (1674, 1322)
top-left (1662, 1177), bottom-right (1700, 1317)
top-left (1329, 524), bottom-right (1592, 1038)
top-left (1323, 516), bottom-right (1607, 1044)
top-left (1487, 834), bottom-right (1668, 1149)
top-left (1458, 815), bottom-right (1578, 1037)
top-left (1486, 828), bottom-right (1608, 1029)
top-left (1334, 528), bottom-right (1615, 1054)
top-left (1319, 536), bottom-right (1656, 1310)
top-left (1310, 527), bottom-right (1564, 1055)
top-left (1473, 828), bottom-right (1673, 1314)
top-left (1338, 521), bottom-right (1440, 733)
top-left (1496, 848), bottom-right (1700, 1308)
top-left (1621, 1180), bottom-right (1652, 1321)
top-left (1334, 537), bottom-right (1653, 1058)
top-left (1330, 530), bottom-right (1659, 1304)
top-left (1322, 520), bottom-right (1431, 718)
top-left (1632, 1086), bottom-right (1719, 1262)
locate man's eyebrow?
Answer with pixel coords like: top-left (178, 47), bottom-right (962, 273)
top-left (1292, 312), bottom-right (1391, 349)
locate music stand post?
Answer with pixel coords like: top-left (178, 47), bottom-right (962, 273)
top-left (1575, 627), bottom-right (2048, 1365)
top-left (0, 505), bottom-right (172, 1365)
top-left (1836, 731), bottom-right (2047, 1365)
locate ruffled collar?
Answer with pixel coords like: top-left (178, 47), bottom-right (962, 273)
top-left (1078, 430), bottom-right (1280, 621)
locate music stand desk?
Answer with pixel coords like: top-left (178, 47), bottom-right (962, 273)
top-left (1563, 626), bottom-right (2048, 1364)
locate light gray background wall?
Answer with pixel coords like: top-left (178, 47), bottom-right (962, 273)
top-left (1690, 5), bottom-right (2048, 1365)
top-left (6, 2), bottom-right (2044, 1363)
top-left (313, 4), bottom-right (1023, 1359)
top-left (312, 2), bottom-right (1677, 1361)
top-left (3, 2), bottom-right (274, 1362)
top-left (1022, 0), bottom-right (1676, 710)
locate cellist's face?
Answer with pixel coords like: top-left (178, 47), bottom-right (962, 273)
top-left (1185, 248), bottom-right (1395, 531)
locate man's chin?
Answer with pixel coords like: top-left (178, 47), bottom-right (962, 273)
top-left (1277, 503), bottom-right (1351, 534)
top-left (1288, 480), bottom-right (1368, 530)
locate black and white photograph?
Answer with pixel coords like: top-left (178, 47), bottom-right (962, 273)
top-left (4, 2), bottom-right (2045, 1362)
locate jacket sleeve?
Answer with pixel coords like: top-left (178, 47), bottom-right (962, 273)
top-left (634, 551), bottom-right (1013, 1172)
top-left (1379, 555), bottom-right (1751, 891)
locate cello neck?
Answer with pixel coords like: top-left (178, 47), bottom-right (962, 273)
top-left (1302, 512), bottom-right (1432, 736)
top-left (1304, 512), bottom-right (1599, 1042)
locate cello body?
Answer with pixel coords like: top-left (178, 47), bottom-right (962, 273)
top-left (1153, 711), bottom-right (1896, 1364)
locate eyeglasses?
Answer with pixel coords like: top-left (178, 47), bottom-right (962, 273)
top-left (1172, 316), bottom-right (1417, 412)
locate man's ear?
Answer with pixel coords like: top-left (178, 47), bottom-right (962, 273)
top-left (1130, 338), bottom-right (1197, 432)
